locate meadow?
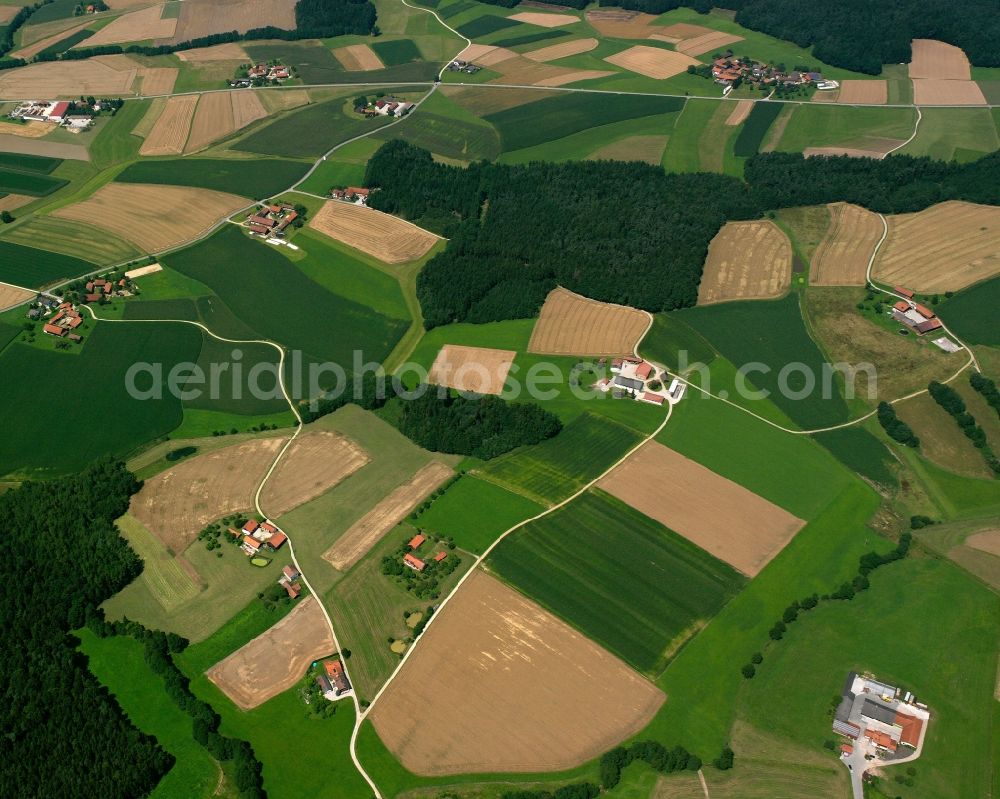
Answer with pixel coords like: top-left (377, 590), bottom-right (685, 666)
top-left (455, 14), bottom-right (519, 39)
top-left (661, 98), bottom-right (720, 173)
top-left (732, 101), bottom-right (783, 158)
top-left (639, 311), bottom-right (717, 370)
top-left (4, 216), bottom-right (141, 267)
top-left (115, 158), bottom-right (308, 199)
top-left (375, 110), bottom-right (501, 162)
top-left (477, 412), bottom-right (643, 505)
top-left (185, 335), bottom-right (289, 417)
top-left (775, 105), bottom-right (916, 153)
top-left (488, 489), bottom-right (747, 674)
top-left (412, 474), bottom-right (544, 554)
top-left (0, 152), bottom-right (61, 173)
top-left (0, 239), bottom-right (95, 287)
top-left (370, 38), bottom-right (423, 66)
top-left (937, 275), bottom-right (999, 345)
top-left (900, 107), bottom-right (1000, 163)
top-left (0, 165), bottom-right (68, 195)
top-left (295, 137), bottom-right (381, 195)
top-left (813, 424), bottom-right (896, 487)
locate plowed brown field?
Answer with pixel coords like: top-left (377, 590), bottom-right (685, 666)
top-left (528, 287), bottom-right (650, 357)
top-left (909, 39), bottom-right (971, 80)
top-left (322, 461), bottom-right (453, 571)
top-left (309, 201), bottom-right (440, 264)
top-left (599, 441), bottom-right (805, 576)
top-left (912, 79), bottom-right (986, 105)
top-left (369, 570), bottom-right (665, 774)
top-left (207, 597), bottom-right (334, 709)
top-left (429, 345), bottom-right (516, 395)
top-left (585, 9), bottom-right (656, 40)
top-left (604, 45), bottom-right (699, 79)
top-left (874, 201), bottom-right (1000, 291)
top-left (836, 80), bottom-right (887, 104)
top-left (810, 202), bottom-right (883, 285)
top-left (534, 69), bottom-right (612, 86)
top-left (967, 530), bottom-right (1000, 557)
top-left (139, 94), bottom-right (197, 155)
top-left (698, 220), bottom-right (792, 304)
top-left (509, 11), bottom-right (579, 27)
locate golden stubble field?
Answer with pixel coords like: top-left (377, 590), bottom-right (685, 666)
top-left (527, 287), bottom-right (650, 357)
top-left (0, 60), bottom-right (137, 98)
top-left (183, 90), bottom-right (268, 153)
top-left (0, 283), bottom-right (34, 309)
top-left (509, 11), bottom-right (580, 28)
top-left (139, 94), bottom-right (198, 155)
top-left (810, 202), bottom-right (883, 285)
top-left (332, 44), bottom-right (385, 71)
top-left (698, 220), bottom-right (792, 304)
top-left (308, 200), bottom-right (440, 264)
top-left (525, 37), bottom-right (598, 62)
top-left (836, 80), bottom-right (888, 104)
top-left (171, 0), bottom-right (296, 42)
top-left (604, 45), bottom-right (700, 80)
top-left (369, 570), bottom-right (665, 775)
top-left (429, 344), bottom-right (517, 395)
top-left (79, 5), bottom-right (177, 47)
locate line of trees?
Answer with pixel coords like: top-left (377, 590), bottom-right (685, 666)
top-left (0, 0), bottom-right (55, 59)
top-left (877, 401), bottom-right (920, 448)
top-left (928, 380), bottom-right (1000, 475)
top-left (970, 373), bottom-right (1000, 420)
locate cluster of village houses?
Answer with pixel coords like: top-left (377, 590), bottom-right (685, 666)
top-left (10, 100), bottom-right (95, 130)
top-left (230, 518), bottom-right (291, 566)
top-left (356, 97), bottom-right (416, 118)
top-left (228, 63), bottom-right (290, 88)
top-left (402, 532), bottom-right (449, 573)
top-left (329, 186), bottom-right (370, 205)
top-left (243, 202), bottom-right (298, 237)
top-left (833, 672), bottom-right (929, 761)
top-left (707, 55), bottom-right (837, 90)
top-left (33, 300), bottom-right (84, 341)
top-left (445, 59), bottom-right (482, 75)
top-left (597, 358), bottom-right (686, 406)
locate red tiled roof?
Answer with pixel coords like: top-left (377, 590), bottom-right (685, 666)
top-left (893, 300), bottom-right (910, 312)
top-left (84, 293), bottom-right (101, 302)
top-left (895, 712), bottom-right (922, 747)
top-left (894, 285), bottom-right (915, 298)
top-left (43, 323), bottom-right (65, 336)
top-left (635, 362), bottom-right (653, 379)
top-left (284, 581), bottom-right (301, 598)
top-left (50, 101), bottom-right (70, 117)
top-left (261, 521), bottom-right (278, 534)
top-left (914, 303), bottom-right (935, 319)
top-left (282, 565), bottom-right (299, 580)
top-left (403, 553), bottom-right (426, 571)
top-left (864, 729), bottom-right (897, 751)
top-left (639, 392), bottom-right (665, 405)
top-left (347, 186), bottom-right (369, 197)
top-left (243, 519), bottom-right (259, 533)
top-left (840, 743), bottom-right (853, 754)
top-left (325, 660), bottom-right (344, 678)
top-left (408, 533), bottom-right (426, 550)
top-left (242, 535), bottom-right (261, 550)
top-left (267, 531), bottom-right (287, 549)
top-left (433, 551), bottom-right (448, 562)
top-left (94, 279), bottom-right (107, 286)
top-left (68, 317), bottom-right (82, 328)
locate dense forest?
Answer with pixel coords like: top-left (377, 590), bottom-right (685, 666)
top-left (0, 460), bottom-right (174, 798)
top-left (396, 391), bottom-right (562, 459)
top-left (365, 142), bottom-right (1000, 327)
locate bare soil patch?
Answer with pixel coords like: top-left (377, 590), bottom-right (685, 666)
top-left (585, 9), bottom-right (657, 40)
top-left (912, 78), bottom-right (986, 105)
top-left (13, 21), bottom-right (90, 59)
top-left (588, 133), bottom-right (667, 164)
top-left (836, 80), bottom-right (887, 104)
top-left (130, 438), bottom-right (284, 554)
top-left (369, 570), bottom-right (664, 775)
top-left (604, 45), bottom-right (699, 80)
top-left (171, 0), bottom-right (296, 43)
top-left (137, 67), bottom-right (178, 96)
top-left (810, 202), bottom-right (882, 286)
top-left (176, 42), bottom-right (250, 62)
top-left (509, 11), bottom-right (579, 27)
top-left (0, 119), bottom-right (53, 138)
top-left (909, 39), bottom-right (971, 80)
top-left (0, 283), bottom-right (34, 309)
top-left (442, 84), bottom-right (550, 114)
top-left (0, 60), bottom-right (137, 99)
top-left (54, 182), bottom-right (248, 253)
top-left (332, 43), bottom-right (385, 72)
top-left (724, 99), bottom-right (753, 126)
top-left (79, 5), bottom-right (177, 47)
top-left (0, 194), bottom-right (34, 213)
top-left (139, 94), bottom-right (197, 155)
top-left (206, 597), bottom-right (334, 710)
top-left (261, 430), bottom-right (370, 517)
top-left (0, 133), bottom-right (88, 159)
top-left (322, 461), bottom-right (453, 572)
top-left (525, 37), bottom-right (597, 62)
top-left (534, 69), bottom-right (612, 86)
top-left (309, 200), bottom-right (439, 265)
top-left (875, 201), bottom-right (1000, 291)
top-left (698, 220), bottom-right (792, 304)
top-left (675, 31), bottom-right (743, 57)
top-left (528, 286), bottom-right (649, 357)
top-left (966, 530), bottom-right (1000, 557)
top-left (429, 345), bottom-right (516, 395)
top-left (600, 441), bottom-right (805, 576)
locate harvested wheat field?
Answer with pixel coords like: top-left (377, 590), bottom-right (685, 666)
top-left (132, 96), bottom-right (166, 136)
top-left (525, 37), bottom-right (597, 62)
top-left (370, 569), bottom-right (664, 775)
top-left (137, 67), bottom-right (178, 96)
top-left (912, 78), bottom-right (986, 105)
top-left (604, 45), bottom-right (699, 80)
top-left (909, 39), bottom-right (971, 80)
top-left (185, 90), bottom-right (267, 152)
top-left (509, 11), bottom-right (579, 27)
top-left (207, 597), bottom-right (334, 710)
top-left (260, 88), bottom-right (311, 113)
top-left (429, 345), bottom-right (517, 395)
top-left (0, 60), bottom-right (137, 98)
top-left (488, 56), bottom-right (572, 85)
top-left (698, 220), bottom-right (792, 304)
top-left (0, 194), bottom-right (34, 213)
top-left (875, 201), bottom-right (1000, 291)
top-left (139, 94), bottom-right (198, 155)
top-left (810, 203), bottom-right (883, 286)
top-left (171, 0), bottom-right (295, 42)
top-left (588, 134), bottom-right (668, 164)
top-left (0, 283), bottom-right (34, 309)
top-left (130, 438), bottom-right (285, 553)
top-left (0, 119), bottom-right (53, 138)
top-left (478, 47), bottom-right (519, 67)
top-left (725, 99), bottom-right (753, 125)
top-left (676, 31), bottom-right (743, 57)
top-left (309, 201), bottom-right (439, 264)
top-left (322, 461), bottom-right (453, 572)
top-left (55, 183), bottom-right (248, 253)
top-left (443, 84), bottom-right (549, 114)
top-left (600, 441), bottom-right (805, 576)
top-left (585, 9), bottom-right (656, 40)
top-left (836, 80), bottom-right (887, 104)
top-left (534, 69), bottom-right (612, 86)
top-left (455, 43), bottom-right (501, 63)
top-left (261, 430), bottom-right (370, 516)
top-left (176, 42), bottom-right (250, 62)
top-left (651, 22), bottom-right (714, 43)
top-left (12, 21), bottom-right (91, 60)
top-left (528, 287), bottom-right (649, 357)
top-left (332, 44), bottom-right (385, 72)
top-left (79, 5), bottom-right (177, 47)
top-left (967, 530), bottom-right (1000, 557)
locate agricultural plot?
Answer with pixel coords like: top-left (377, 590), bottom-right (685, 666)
top-left (732, 101), bottom-right (783, 157)
top-left (114, 513), bottom-right (200, 611)
top-left (136, 66), bottom-right (178, 96)
top-left (509, 11), bottom-right (578, 28)
top-left (524, 37), bottom-right (596, 62)
top-left (170, 0), bottom-right (295, 43)
top-left (455, 14), bottom-right (520, 39)
top-left (12, 21), bottom-right (91, 60)
top-left (175, 42), bottom-right (249, 62)
top-left (724, 99), bottom-right (754, 126)
top-left (441, 84), bottom-right (550, 115)
top-left (184, 90), bottom-right (268, 153)
top-left (937, 275), bottom-right (999, 345)
top-left (896, 394), bottom-right (994, 479)
top-left (909, 39), bottom-right (971, 80)
top-left (54, 183), bottom-right (248, 254)
top-left (0, 165), bottom-right (66, 196)
top-left (0, 119), bottom-right (55, 139)
top-left (527, 287), bottom-right (650, 357)
top-left (0, 194), bottom-right (34, 213)
top-left (428, 344), bottom-right (516, 395)
top-left (585, 8), bottom-right (657, 39)
top-left (489, 490), bottom-right (746, 673)
top-left (370, 38), bottom-right (422, 66)
top-left (900, 107), bottom-right (999, 162)
top-left (874, 201), bottom-right (1000, 292)
top-left (78, 5), bottom-right (176, 46)
top-left (0, 239), bottom-right (95, 287)
top-left (697, 221), bottom-right (792, 304)
top-left (675, 31), bottom-right (743, 57)
top-left (321, 461), bottom-right (454, 572)
top-left (374, 110), bottom-right (501, 163)
top-left (332, 44), bottom-right (385, 71)
top-left (138, 94), bottom-right (198, 156)
top-left (587, 133), bottom-right (668, 165)
top-left (776, 105), bottom-right (915, 157)
top-left (599, 442), bottom-right (805, 576)
top-left (603, 45), bottom-right (699, 80)
top-left (478, 413), bottom-right (642, 506)
top-left (810, 202), bottom-right (882, 285)
top-left (0, 59), bottom-right (137, 98)
top-left (3, 216), bottom-right (140, 269)
top-left (916, 520), bottom-right (1000, 592)
top-left (912, 78), bottom-right (987, 105)
top-left (0, 282), bottom-right (33, 310)
top-left (368, 569), bottom-right (665, 774)
top-left (308, 201), bottom-right (440, 265)
top-left (836, 79), bottom-right (888, 104)
top-left (116, 157), bottom-right (308, 199)
top-left (207, 597), bottom-right (333, 710)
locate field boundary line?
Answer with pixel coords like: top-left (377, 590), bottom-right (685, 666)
top-left (883, 105), bottom-right (922, 157)
top-left (401, 0), bottom-right (470, 81)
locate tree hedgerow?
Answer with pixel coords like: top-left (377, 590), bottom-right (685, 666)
top-left (970, 373), bottom-right (1000, 419)
top-left (877, 402), bottom-right (920, 447)
top-left (928, 380), bottom-right (1000, 474)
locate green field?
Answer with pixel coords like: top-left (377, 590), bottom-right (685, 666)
top-left (185, 334), bottom-right (289, 416)
top-left (4, 216), bottom-right (141, 267)
top-left (370, 38), bottom-right (423, 66)
top-left (485, 93), bottom-right (684, 152)
top-left (35, 26), bottom-right (93, 57)
top-left (639, 312), bottom-right (717, 370)
top-left (413, 474), bottom-right (544, 553)
top-left (455, 13), bottom-right (519, 39)
top-left (375, 110), bottom-right (501, 162)
top-left (775, 105), bottom-right (917, 153)
top-left (0, 152), bottom-right (61, 173)
top-left (90, 98), bottom-right (149, 169)
top-left (489, 490), bottom-right (747, 673)
top-left (901, 107), bottom-right (1000, 163)
top-left (77, 629), bottom-right (225, 799)
top-left (245, 42), bottom-right (346, 83)
top-left (732, 101), bottom-right (783, 158)
top-left (0, 165), bottom-right (68, 196)
top-left (493, 29), bottom-right (566, 48)
top-left (0, 239), bottom-right (96, 287)
top-left (115, 158), bottom-right (308, 199)
top-left (24, 0), bottom-right (77, 23)
top-left (813, 424), bottom-right (896, 487)
top-left (478, 412), bottom-right (643, 505)
top-left (938, 276), bottom-right (1000, 345)
top-left (295, 136), bottom-right (381, 194)
top-left (662, 98), bottom-right (720, 173)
